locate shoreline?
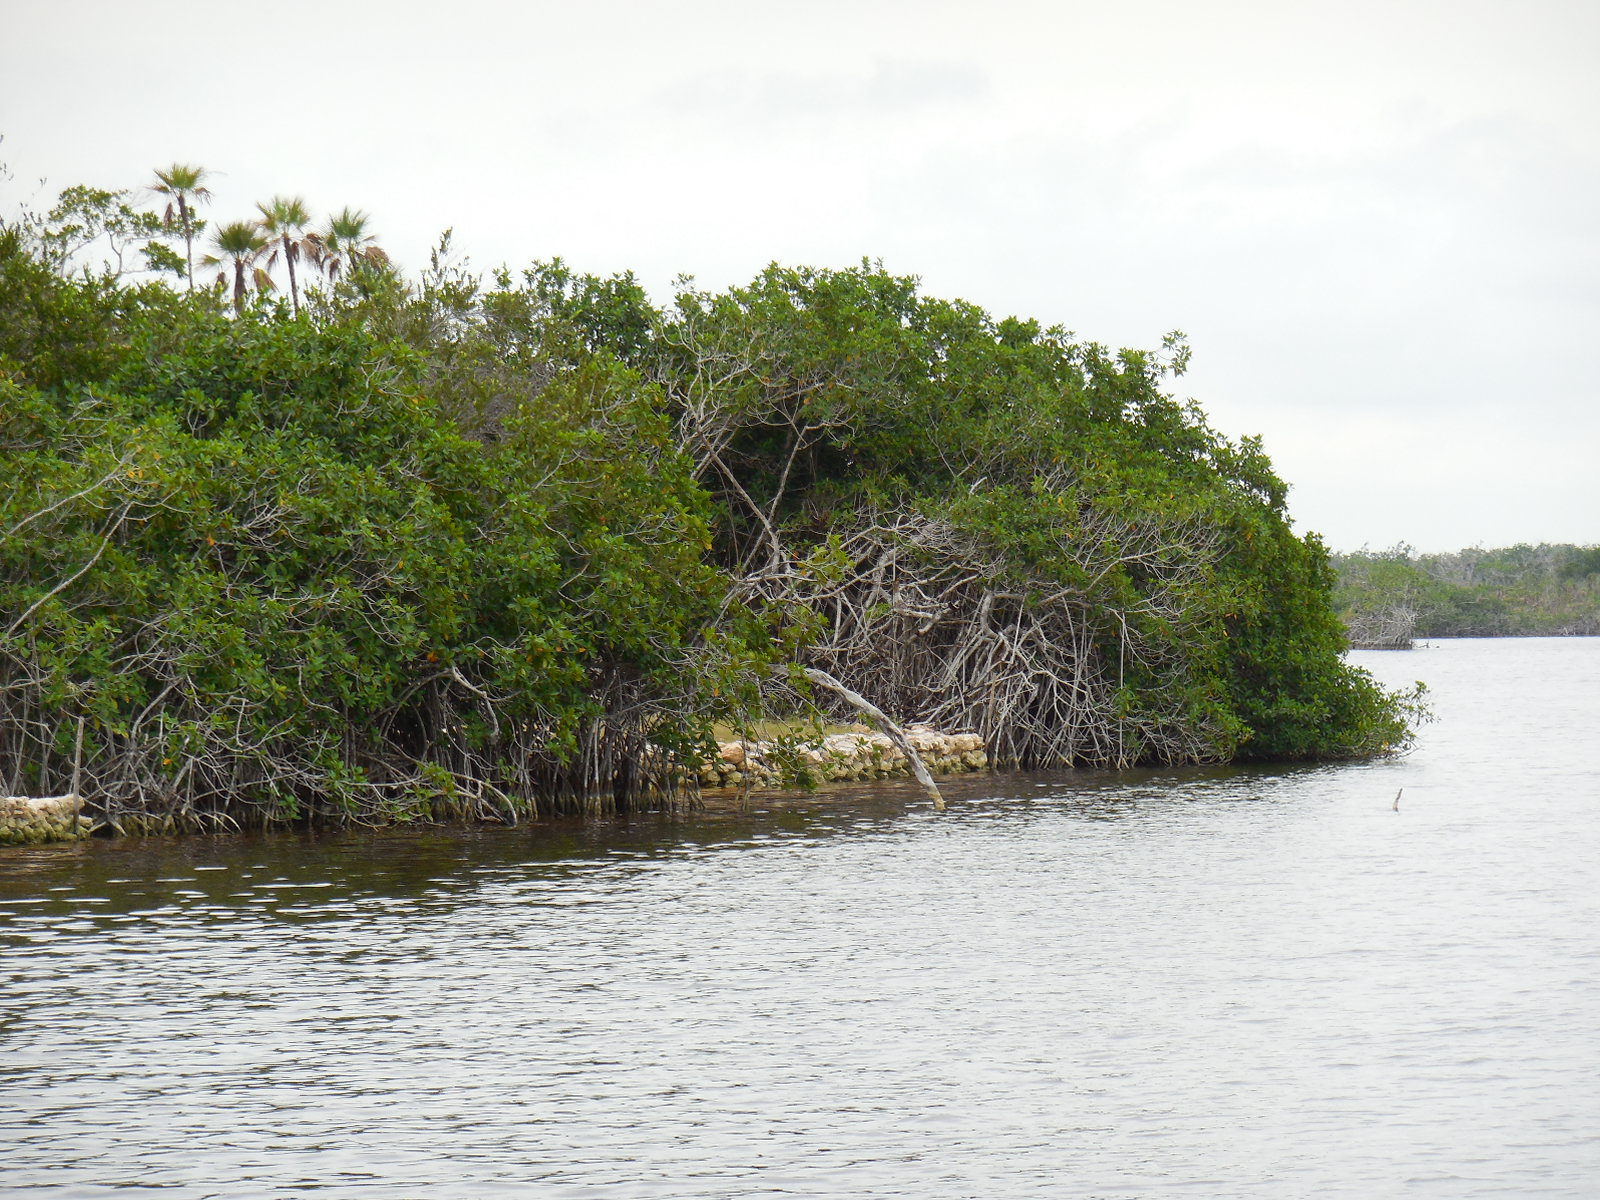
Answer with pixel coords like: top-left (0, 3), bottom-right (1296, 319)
top-left (1, 725), bottom-right (990, 846)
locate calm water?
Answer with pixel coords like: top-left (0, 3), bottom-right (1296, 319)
top-left (2, 638), bottom-right (1597, 1197)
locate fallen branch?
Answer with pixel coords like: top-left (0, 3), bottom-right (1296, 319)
top-left (799, 666), bottom-right (946, 812)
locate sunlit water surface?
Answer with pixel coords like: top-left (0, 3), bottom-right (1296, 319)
top-left (3, 638), bottom-right (1598, 1197)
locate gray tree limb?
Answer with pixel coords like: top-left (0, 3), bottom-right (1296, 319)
top-left (799, 667), bottom-right (946, 812)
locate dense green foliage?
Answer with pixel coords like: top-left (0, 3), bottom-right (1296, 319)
top-left (1335, 544), bottom-right (1600, 639)
top-left (1, 224), bottom-right (767, 827)
top-left (529, 260), bottom-right (1416, 763)
top-left (1, 178), bottom-right (1417, 830)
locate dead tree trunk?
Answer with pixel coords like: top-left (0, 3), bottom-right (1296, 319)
top-left (799, 667), bottom-right (946, 812)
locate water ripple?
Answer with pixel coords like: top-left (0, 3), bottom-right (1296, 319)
top-left (2, 639), bottom-right (1598, 1196)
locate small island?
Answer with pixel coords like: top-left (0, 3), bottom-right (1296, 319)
top-left (1, 169), bottom-right (1421, 841)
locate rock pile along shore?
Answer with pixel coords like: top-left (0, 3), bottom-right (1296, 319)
top-left (0, 794), bottom-right (92, 845)
top-left (1, 728), bottom-right (992, 841)
top-left (698, 725), bottom-right (987, 789)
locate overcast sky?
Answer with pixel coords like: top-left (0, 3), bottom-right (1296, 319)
top-left (4, 0), bottom-right (1596, 552)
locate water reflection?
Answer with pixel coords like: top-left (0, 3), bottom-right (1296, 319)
top-left (0, 763), bottom-right (1320, 927)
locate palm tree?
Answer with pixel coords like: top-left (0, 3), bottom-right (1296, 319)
top-left (309, 207), bottom-right (389, 283)
top-left (151, 163), bottom-right (212, 290)
top-left (205, 220), bottom-right (272, 315)
top-left (256, 195), bottom-right (313, 316)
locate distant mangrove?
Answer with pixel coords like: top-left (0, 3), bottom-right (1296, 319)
top-left (1336, 543), bottom-right (1600, 644)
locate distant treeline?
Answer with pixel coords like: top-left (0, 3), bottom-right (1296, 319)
top-left (0, 165), bottom-right (1421, 832)
top-left (1334, 544), bottom-right (1600, 641)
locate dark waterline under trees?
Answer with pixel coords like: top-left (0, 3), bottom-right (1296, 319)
top-left (0, 176), bottom-right (1421, 832)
